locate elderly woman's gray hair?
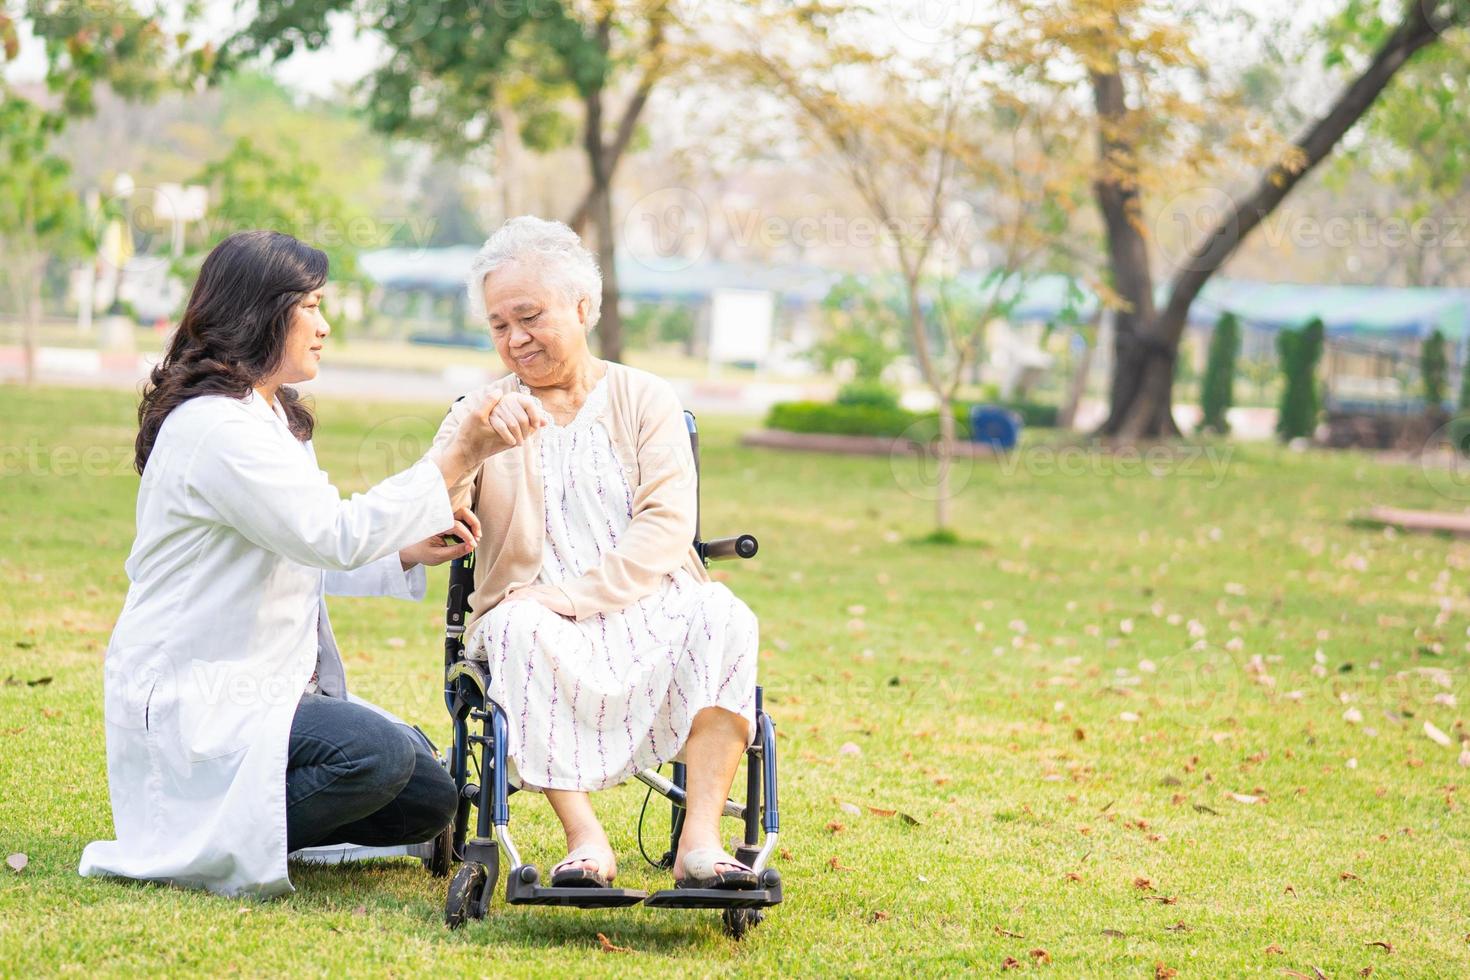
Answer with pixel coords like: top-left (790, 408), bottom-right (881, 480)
top-left (465, 216), bottom-right (604, 328)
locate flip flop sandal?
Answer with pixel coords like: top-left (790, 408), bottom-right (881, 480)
top-left (674, 848), bottom-right (759, 891)
top-left (550, 844), bottom-right (616, 889)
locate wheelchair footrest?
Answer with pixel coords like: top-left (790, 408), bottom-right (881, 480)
top-left (642, 887), bottom-right (781, 910)
top-left (503, 866), bottom-right (647, 908)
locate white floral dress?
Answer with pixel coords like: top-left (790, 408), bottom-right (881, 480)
top-left (466, 375), bottom-right (758, 792)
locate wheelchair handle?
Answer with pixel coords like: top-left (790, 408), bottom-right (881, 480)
top-left (701, 534), bottom-right (758, 562)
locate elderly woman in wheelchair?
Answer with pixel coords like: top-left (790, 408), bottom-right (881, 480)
top-left (429, 217), bottom-right (780, 932)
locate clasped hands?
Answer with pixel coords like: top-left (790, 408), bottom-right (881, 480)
top-left (407, 392), bottom-right (572, 622)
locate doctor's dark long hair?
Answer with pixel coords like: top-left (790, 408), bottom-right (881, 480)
top-left (134, 231), bottom-right (328, 474)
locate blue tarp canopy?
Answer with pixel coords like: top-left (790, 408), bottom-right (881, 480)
top-left (1191, 279), bottom-right (1470, 340)
top-left (962, 273), bottom-right (1470, 341)
top-left (358, 247), bottom-right (1470, 341)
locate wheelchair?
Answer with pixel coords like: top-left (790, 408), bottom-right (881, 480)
top-left (422, 411), bottom-right (783, 940)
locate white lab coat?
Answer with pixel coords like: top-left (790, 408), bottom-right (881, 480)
top-left (78, 390), bottom-right (453, 898)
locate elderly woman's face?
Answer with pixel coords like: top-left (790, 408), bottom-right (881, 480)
top-left (482, 263), bottom-right (591, 385)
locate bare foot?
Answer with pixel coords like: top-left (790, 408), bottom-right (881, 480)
top-left (552, 826), bottom-right (617, 883)
top-left (672, 831), bottom-right (746, 882)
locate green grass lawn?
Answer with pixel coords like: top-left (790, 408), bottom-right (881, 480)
top-left (3, 385), bottom-right (1469, 976)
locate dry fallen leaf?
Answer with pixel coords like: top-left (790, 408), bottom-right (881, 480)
top-left (869, 910), bottom-right (890, 922)
top-left (1165, 921), bottom-right (1190, 933)
top-left (827, 856), bottom-right (853, 872)
top-left (596, 933), bottom-right (632, 954)
top-left (1340, 871), bottom-right (1361, 881)
top-left (1001, 956), bottom-right (1022, 970)
top-left (5, 853), bottom-right (27, 873)
top-left (1360, 968), bottom-right (1374, 977)
top-left (1029, 948), bottom-right (1052, 965)
top-left (1142, 895), bottom-right (1178, 905)
top-left (1365, 940), bottom-right (1394, 954)
top-left (1064, 871), bottom-right (1083, 882)
top-left (1101, 929), bottom-right (1126, 938)
top-left (825, 821), bottom-right (845, 834)
top-left (1133, 877), bottom-right (1155, 891)
top-left (1424, 722), bottom-right (1454, 748)
top-left (1265, 944), bottom-right (1285, 955)
top-left (1155, 963), bottom-right (1177, 979)
top-left (1229, 792), bottom-right (1262, 805)
top-left (994, 926), bottom-right (1025, 938)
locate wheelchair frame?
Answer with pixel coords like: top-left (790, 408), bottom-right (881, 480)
top-left (425, 411), bottom-right (783, 940)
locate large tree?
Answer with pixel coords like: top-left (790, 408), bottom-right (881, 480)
top-left (998, 0), bottom-right (1469, 440)
top-left (226, 0), bottom-right (676, 362)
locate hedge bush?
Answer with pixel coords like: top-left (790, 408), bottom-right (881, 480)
top-left (765, 398), bottom-right (1059, 439)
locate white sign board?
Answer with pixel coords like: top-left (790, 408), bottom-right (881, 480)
top-left (708, 287), bottom-right (775, 366)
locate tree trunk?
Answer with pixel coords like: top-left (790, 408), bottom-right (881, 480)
top-left (1090, 66), bottom-right (1179, 440)
top-left (934, 393), bottom-right (954, 532)
top-left (493, 93), bottom-right (523, 223)
top-left (22, 263), bottom-right (41, 386)
top-left (589, 179), bottom-right (624, 363)
top-left (1098, 1), bottom-right (1451, 440)
top-left (1058, 322), bottom-right (1096, 430)
top-left (581, 88), bottom-right (624, 363)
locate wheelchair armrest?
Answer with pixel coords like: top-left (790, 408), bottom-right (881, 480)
top-left (699, 533), bottom-right (758, 563)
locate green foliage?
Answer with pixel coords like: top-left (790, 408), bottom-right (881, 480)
top-left (766, 400), bottom-right (932, 440)
top-left (809, 275), bottom-right (905, 382)
top-left (189, 137), bottom-right (373, 283)
top-left (835, 380), bottom-right (901, 411)
top-left (1459, 343), bottom-right (1470, 412)
top-left (1276, 318), bottom-right (1326, 441)
top-left (0, 90), bottom-right (82, 286)
top-left (1422, 329), bottom-right (1448, 409)
top-left (21, 0), bottom-right (195, 116)
top-left (1448, 414), bottom-right (1470, 457)
top-left (623, 301), bottom-right (694, 350)
top-left (227, 1), bottom-right (640, 159)
top-left (1198, 312), bottom-right (1241, 435)
top-left (766, 398), bottom-right (1057, 440)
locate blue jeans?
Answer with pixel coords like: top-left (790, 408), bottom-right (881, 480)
top-left (285, 694), bottom-right (457, 853)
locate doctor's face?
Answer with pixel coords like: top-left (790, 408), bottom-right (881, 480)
top-left (278, 288), bottom-right (331, 383)
top-left (481, 264), bottom-right (593, 387)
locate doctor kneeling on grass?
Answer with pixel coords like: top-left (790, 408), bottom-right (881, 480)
top-left (79, 230), bottom-right (550, 898)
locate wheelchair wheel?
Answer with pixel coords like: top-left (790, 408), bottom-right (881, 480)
top-left (721, 907), bottom-right (763, 941)
top-left (445, 862), bottom-right (488, 929)
top-left (422, 823), bottom-right (454, 879)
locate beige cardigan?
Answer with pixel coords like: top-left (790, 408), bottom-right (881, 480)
top-left (432, 361), bottom-right (709, 625)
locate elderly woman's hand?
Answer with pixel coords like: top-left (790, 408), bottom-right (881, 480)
top-left (503, 583), bottom-right (575, 618)
top-left (488, 392), bottom-right (551, 449)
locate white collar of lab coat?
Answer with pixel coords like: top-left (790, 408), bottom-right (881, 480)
top-left (244, 388), bottom-right (294, 431)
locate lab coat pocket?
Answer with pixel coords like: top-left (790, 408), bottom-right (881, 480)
top-left (177, 659), bottom-right (263, 763)
top-left (101, 644), bottom-right (168, 735)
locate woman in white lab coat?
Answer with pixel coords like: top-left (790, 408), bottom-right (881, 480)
top-left (78, 230), bottom-right (547, 898)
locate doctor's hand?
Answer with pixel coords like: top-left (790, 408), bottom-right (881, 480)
top-left (400, 507), bottom-right (481, 570)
